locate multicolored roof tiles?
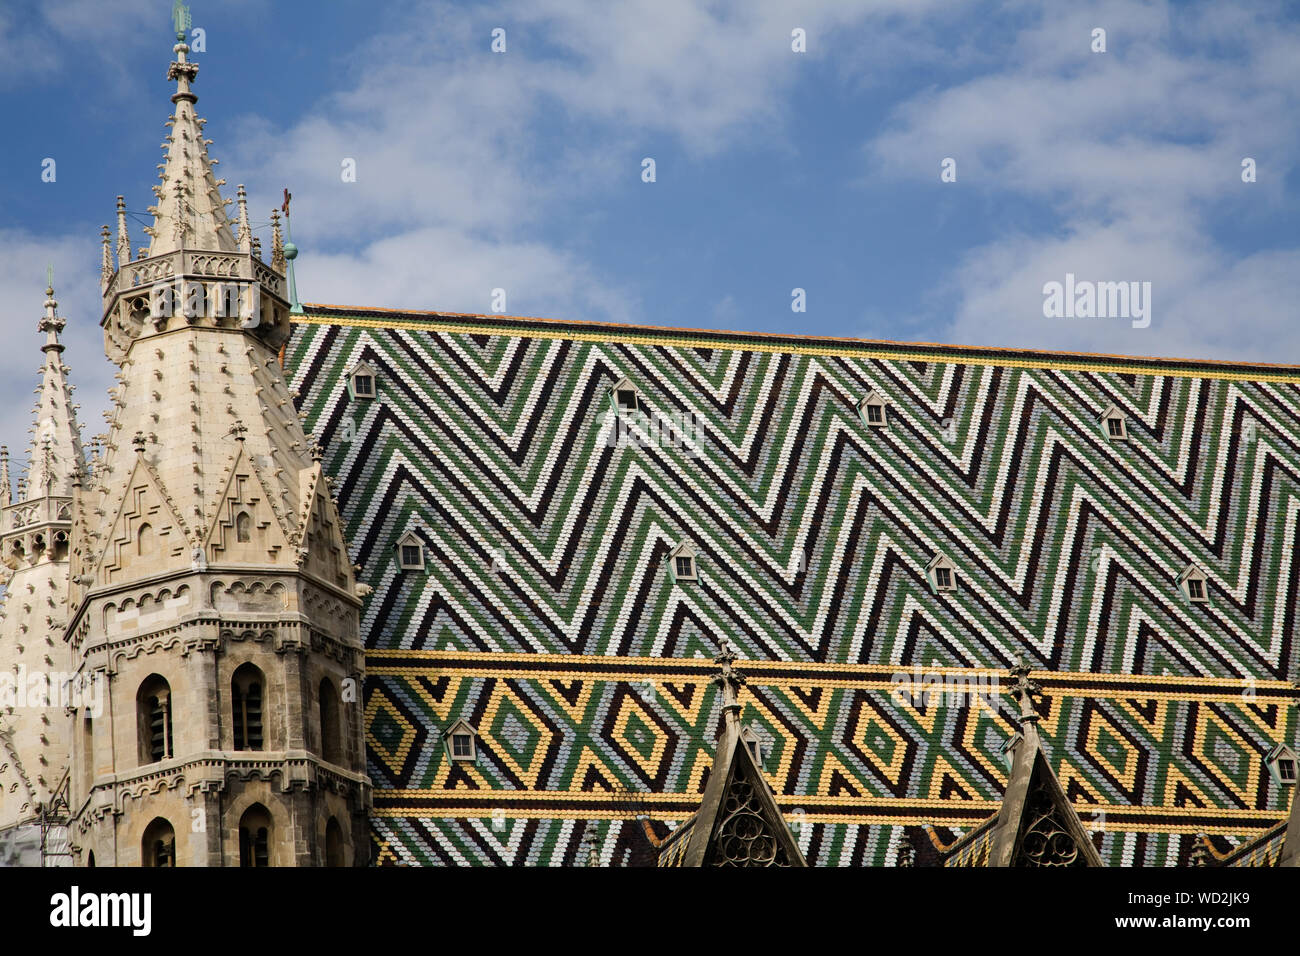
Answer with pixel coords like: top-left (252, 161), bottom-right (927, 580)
top-left (286, 305), bottom-right (1300, 866)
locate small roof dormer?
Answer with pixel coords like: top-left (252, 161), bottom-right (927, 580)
top-left (668, 540), bottom-right (699, 582)
top-left (1100, 402), bottom-right (1128, 441)
top-left (397, 530), bottom-right (425, 571)
top-left (444, 718), bottom-right (478, 762)
top-left (1265, 743), bottom-right (1298, 787)
top-left (1176, 563), bottom-right (1210, 604)
top-left (348, 360), bottom-right (379, 400)
top-left (857, 390), bottom-right (889, 428)
top-left (609, 376), bottom-right (643, 415)
top-left (926, 552), bottom-right (958, 592)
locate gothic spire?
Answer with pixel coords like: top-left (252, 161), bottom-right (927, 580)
top-left (115, 195), bottom-right (131, 266)
top-left (144, 28), bottom-right (236, 256)
top-left (0, 446), bottom-right (10, 509)
top-left (24, 279), bottom-right (85, 502)
top-left (235, 184), bottom-right (252, 253)
top-left (100, 225), bottom-right (113, 292)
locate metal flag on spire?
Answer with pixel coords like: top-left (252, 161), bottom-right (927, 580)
top-left (172, 0), bottom-right (191, 40)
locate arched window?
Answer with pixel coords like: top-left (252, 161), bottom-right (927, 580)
top-left (87, 850), bottom-right (95, 867)
top-left (142, 817), bottom-right (175, 867)
top-left (324, 817), bottom-right (344, 867)
top-left (235, 510), bottom-right (252, 543)
top-left (81, 715), bottom-right (94, 797)
top-left (319, 677), bottom-right (341, 764)
top-left (136, 674), bottom-right (173, 765)
top-left (137, 522), bottom-right (154, 555)
top-left (239, 804), bottom-right (273, 868)
top-left (231, 663), bottom-right (265, 751)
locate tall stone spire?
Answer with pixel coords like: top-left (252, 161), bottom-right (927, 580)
top-left (0, 278), bottom-right (84, 838)
top-left (69, 13), bottom-right (370, 867)
top-left (142, 27), bottom-right (235, 256)
top-left (25, 279), bottom-right (85, 500)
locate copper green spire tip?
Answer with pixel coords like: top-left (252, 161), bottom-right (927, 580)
top-left (282, 187), bottom-right (303, 314)
top-left (172, 0), bottom-right (192, 41)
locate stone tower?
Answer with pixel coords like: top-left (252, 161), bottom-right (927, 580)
top-left (0, 282), bottom-right (84, 841)
top-left (65, 27), bottom-right (371, 866)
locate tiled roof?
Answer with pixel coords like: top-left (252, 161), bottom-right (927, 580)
top-left (286, 306), bottom-right (1300, 866)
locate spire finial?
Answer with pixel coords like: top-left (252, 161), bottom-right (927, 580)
top-left (116, 196), bottom-right (131, 266)
top-left (167, 4), bottom-right (199, 105)
top-left (172, 0), bottom-right (191, 41)
top-left (270, 209), bottom-right (285, 271)
top-left (0, 446), bottom-right (11, 509)
top-left (1008, 652), bottom-right (1042, 726)
top-left (235, 184), bottom-right (252, 253)
top-left (281, 188), bottom-right (303, 314)
top-left (100, 225), bottom-right (113, 291)
top-left (39, 278), bottom-right (65, 345)
top-left (711, 638), bottom-right (747, 728)
top-left (172, 179), bottom-right (186, 247)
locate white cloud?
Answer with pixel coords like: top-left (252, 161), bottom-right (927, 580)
top-left (297, 225), bottom-right (638, 323)
top-left (865, 0), bottom-right (1300, 359)
top-left (225, 0), bottom-right (960, 316)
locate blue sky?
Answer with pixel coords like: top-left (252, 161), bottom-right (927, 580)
top-left (1, 0), bottom-right (1298, 455)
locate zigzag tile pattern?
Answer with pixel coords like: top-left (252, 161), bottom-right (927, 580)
top-left (285, 310), bottom-right (1300, 866)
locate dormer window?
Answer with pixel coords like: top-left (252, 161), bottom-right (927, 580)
top-left (926, 553), bottom-right (957, 592)
top-left (609, 376), bottom-right (642, 415)
top-left (1265, 743), bottom-right (1297, 786)
top-left (397, 531), bottom-right (425, 571)
top-left (1000, 732), bottom-right (1022, 770)
top-left (1100, 403), bottom-right (1128, 441)
top-left (348, 360), bottom-right (379, 400)
top-left (740, 726), bottom-right (765, 767)
top-left (1177, 564), bottom-right (1209, 604)
top-left (857, 391), bottom-right (889, 428)
top-left (444, 719), bottom-right (478, 762)
top-left (668, 541), bottom-right (698, 582)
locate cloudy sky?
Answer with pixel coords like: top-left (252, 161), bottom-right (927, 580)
top-left (1, 0), bottom-right (1298, 475)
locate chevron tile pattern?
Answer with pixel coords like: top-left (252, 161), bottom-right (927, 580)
top-left (285, 308), bottom-right (1300, 866)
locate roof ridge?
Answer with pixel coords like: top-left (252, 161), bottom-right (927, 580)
top-left (298, 302), bottom-right (1300, 376)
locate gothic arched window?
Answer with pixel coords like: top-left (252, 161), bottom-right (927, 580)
top-left (238, 804), bottom-right (273, 868)
top-left (142, 817), bottom-right (176, 867)
top-left (231, 663), bottom-right (265, 751)
top-left (137, 522), bottom-right (154, 555)
top-left (137, 674), bottom-right (173, 765)
top-left (319, 677), bottom-right (341, 764)
top-left (325, 817), bottom-right (345, 867)
top-left (235, 510), bottom-right (252, 543)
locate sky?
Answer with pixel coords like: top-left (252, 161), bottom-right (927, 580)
top-left (0, 0), bottom-right (1298, 477)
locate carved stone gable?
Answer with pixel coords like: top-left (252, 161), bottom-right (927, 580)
top-left (703, 744), bottom-right (797, 868)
